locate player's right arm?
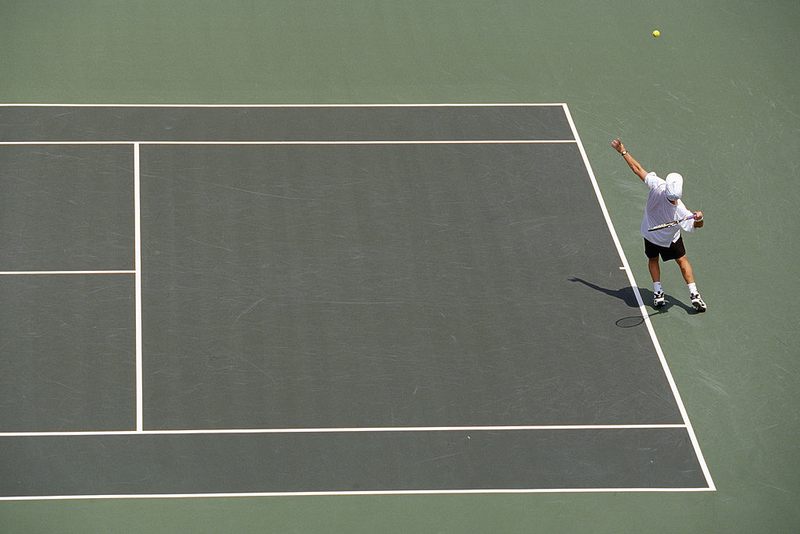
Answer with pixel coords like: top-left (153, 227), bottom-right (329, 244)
top-left (611, 138), bottom-right (648, 181)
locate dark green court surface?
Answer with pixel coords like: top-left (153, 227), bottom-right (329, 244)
top-left (0, 105), bottom-right (712, 497)
top-left (0, 144), bottom-right (134, 271)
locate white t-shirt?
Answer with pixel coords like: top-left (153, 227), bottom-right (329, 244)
top-left (641, 172), bottom-right (695, 247)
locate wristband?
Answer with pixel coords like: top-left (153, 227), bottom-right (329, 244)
top-left (621, 150), bottom-right (627, 156)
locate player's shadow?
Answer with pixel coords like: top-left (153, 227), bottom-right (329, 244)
top-left (568, 277), bottom-right (639, 308)
top-left (569, 278), bottom-right (698, 327)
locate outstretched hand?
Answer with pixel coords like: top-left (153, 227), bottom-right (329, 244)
top-left (612, 138), bottom-right (648, 181)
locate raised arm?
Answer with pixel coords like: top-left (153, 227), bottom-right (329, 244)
top-left (611, 138), bottom-right (648, 181)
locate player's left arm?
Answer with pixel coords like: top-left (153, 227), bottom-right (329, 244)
top-left (611, 138), bottom-right (648, 181)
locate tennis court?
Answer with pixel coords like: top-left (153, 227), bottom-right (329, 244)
top-left (0, 2), bottom-right (797, 532)
top-left (0, 104), bottom-right (711, 497)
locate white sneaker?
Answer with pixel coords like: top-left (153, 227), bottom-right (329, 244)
top-left (653, 291), bottom-right (666, 308)
top-left (690, 293), bottom-right (707, 312)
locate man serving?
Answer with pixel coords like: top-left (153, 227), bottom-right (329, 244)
top-left (612, 138), bottom-right (707, 312)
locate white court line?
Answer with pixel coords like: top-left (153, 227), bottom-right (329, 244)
top-left (0, 486), bottom-right (715, 502)
top-left (0, 423), bottom-right (687, 438)
top-left (0, 140), bottom-right (576, 146)
top-left (0, 102), bottom-right (567, 107)
top-left (0, 141), bottom-right (134, 145)
top-left (134, 142), bottom-right (144, 432)
top-left (561, 104), bottom-right (716, 491)
top-left (0, 270), bottom-right (134, 275)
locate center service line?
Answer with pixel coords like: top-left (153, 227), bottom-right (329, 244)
top-left (134, 142), bottom-right (144, 433)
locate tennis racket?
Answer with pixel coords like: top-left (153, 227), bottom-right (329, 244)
top-left (647, 213), bottom-right (697, 232)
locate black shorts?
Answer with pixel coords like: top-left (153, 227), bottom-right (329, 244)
top-left (644, 236), bottom-right (686, 261)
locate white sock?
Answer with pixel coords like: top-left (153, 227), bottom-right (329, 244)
top-left (654, 282), bottom-right (662, 294)
top-left (688, 283), bottom-right (698, 295)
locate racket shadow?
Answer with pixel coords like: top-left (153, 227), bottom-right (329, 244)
top-left (614, 305), bottom-right (668, 328)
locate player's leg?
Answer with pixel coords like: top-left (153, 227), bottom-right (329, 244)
top-left (676, 255), bottom-right (707, 311)
top-left (648, 256), bottom-right (661, 282)
top-left (644, 239), bottom-right (665, 307)
top-left (649, 257), bottom-right (666, 307)
top-left (675, 254), bottom-right (694, 284)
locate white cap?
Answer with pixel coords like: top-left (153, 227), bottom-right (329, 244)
top-left (665, 173), bottom-right (683, 201)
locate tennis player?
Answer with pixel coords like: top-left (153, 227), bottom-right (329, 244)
top-left (611, 138), bottom-right (707, 312)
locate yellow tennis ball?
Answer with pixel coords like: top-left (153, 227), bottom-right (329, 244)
top-left (653, 30), bottom-right (660, 37)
